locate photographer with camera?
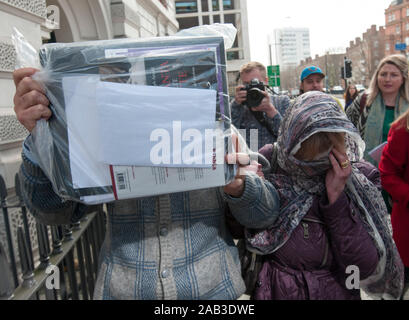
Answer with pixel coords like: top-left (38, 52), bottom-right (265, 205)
top-left (231, 62), bottom-right (290, 151)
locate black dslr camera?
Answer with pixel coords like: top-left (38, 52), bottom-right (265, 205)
top-left (241, 78), bottom-right (266, 108)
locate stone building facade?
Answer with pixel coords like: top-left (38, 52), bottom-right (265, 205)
top-left (290, 24), bottom-right (385, 92)
top-left (346, 25), bottom-right (385, 87)
top-left (296, 53), bottom-right (345, 91)
top-left (385, 0), bottom-right (409, 56)
top-left (174, 0), bottom-right (251, 95)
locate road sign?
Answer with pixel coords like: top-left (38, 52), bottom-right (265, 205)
top-left (395, 43), bottom-right (407, 51)
top-left (267, 65), bottom-right (280, 87)
top-left (269, 77), bottom-right (281, 87)
top-left (268, 65), bottom-right (280, 76)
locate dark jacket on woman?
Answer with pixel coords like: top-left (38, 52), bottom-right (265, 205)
top-left (250, 144), bottom-right (380, 300)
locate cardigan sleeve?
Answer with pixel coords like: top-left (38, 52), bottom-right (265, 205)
top-left (379, 124), bottom-right (409, 209)
top-left (19, 137), bottom-right (88, 226)
top-left (223, 173), bottom-right (281, 229)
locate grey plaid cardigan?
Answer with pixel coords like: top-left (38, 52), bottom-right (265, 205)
top-left (19, 145), bottom-right (280, 300)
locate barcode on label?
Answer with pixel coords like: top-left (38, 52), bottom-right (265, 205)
top-left (116, 172), bottom-right (126, 190)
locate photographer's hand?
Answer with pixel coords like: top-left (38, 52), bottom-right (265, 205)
top-left (250, 91), bottom-right (278, 118)
top-left (234, 85), bottom-right (247, 105)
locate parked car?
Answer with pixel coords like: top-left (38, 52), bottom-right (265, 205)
top-left (291, 89), bottom-right (300, 97)
top-left (355, 84), bottom-right (366, 92)
top-left (331, 86), bottom-right (344, 95)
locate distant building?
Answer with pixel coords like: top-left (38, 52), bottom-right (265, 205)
top-left (385, 0), bottom-right (409, 55)
top-left (297, 53), bottom-right (345, 91)
top-left (346, 25), bottom-right (385, 87)
top-left (269, 28), bottom-right (311, 69)
top-left (174, 0), bottom-right (251, 94)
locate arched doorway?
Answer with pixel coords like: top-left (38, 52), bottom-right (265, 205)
top-left (45, 0), bottom-right (113, 43)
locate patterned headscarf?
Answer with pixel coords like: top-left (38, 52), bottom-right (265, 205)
top-left (246, 91), bottom-right (404, 300)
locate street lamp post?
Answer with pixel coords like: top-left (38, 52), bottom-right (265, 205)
top-left (268, 36), bottom-right (282, 66)
top-left (325, 52), bottom-right (329, 92)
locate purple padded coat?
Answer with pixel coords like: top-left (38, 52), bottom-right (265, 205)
top-left (252, 145), bottom-right (380, 300)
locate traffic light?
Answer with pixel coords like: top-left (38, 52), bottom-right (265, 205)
top-left (341, 66), bottom-right (345, 79)
top-left (344, 59), bottom-right (352, 78)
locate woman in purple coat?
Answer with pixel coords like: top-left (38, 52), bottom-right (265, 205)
top-left (244, 91), bottom-right (404, 300)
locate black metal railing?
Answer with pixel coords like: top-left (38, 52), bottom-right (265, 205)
top-left (0, 174), bottom-right (106, 300)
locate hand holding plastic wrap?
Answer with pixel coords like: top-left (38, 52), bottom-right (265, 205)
top-left (12, 25), bottom-right (238, 204)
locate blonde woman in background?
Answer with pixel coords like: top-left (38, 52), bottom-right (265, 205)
top-left (347, 54), bottom-right (409, 213)
top-left (346, 54), bottom-right (409, 165)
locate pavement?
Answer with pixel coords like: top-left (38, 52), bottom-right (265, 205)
top-left (239, 287), bottom-right (409, 300)
top-left (236, 261), bottom-right (409, 301)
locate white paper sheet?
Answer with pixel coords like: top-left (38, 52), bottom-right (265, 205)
top-left (368, 141), bottom-right (388, 163)
top-left (95, 81), bottom-right (217, 167)
top-left (62, 76), bottom-right (223, 204)
top-left (63, 76), bottom-right (114, 202)
top-left (110, 121), bottom-right (228, 199)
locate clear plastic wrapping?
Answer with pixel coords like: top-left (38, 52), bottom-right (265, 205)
top-left (13, 25), bottom-right (237, 204)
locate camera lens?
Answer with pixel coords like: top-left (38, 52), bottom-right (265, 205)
top-left (248, 89), bottom-right (261, 99)
top-left (247, 88), bottom-right (264, 107)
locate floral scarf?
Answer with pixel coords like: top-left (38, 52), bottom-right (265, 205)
top-left (246, 91), bottom-right (404, 299)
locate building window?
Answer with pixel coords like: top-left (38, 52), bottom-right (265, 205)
top-left (374, 40), bottom-right (379, 48)
top-left (405, 37), bottom-right (409, 45)
top-left (407, 22), bottom-right (409, 31)
top-left (175, 1), bottom-right (198, 14)
top-left (223, 0), bottom-right (235, 10)
top-left (227, 51), bottom-right (239, 60)
top-left (396, 25), bottom-right (401, 34)
top-left (200, 0), bottom-right (223, 12)
top-left (224, 13), bottom-right (238, 29)
top-left (203, 15), bottom-right (210, 24)
top-left (177, 16), bottom-right (199, 29)
top-left (407, 7), bottom-right (409, 16)
top-left (201, 0), bottom-right (209, 11)
top-left (386, 43), bottom-right (390, 51)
